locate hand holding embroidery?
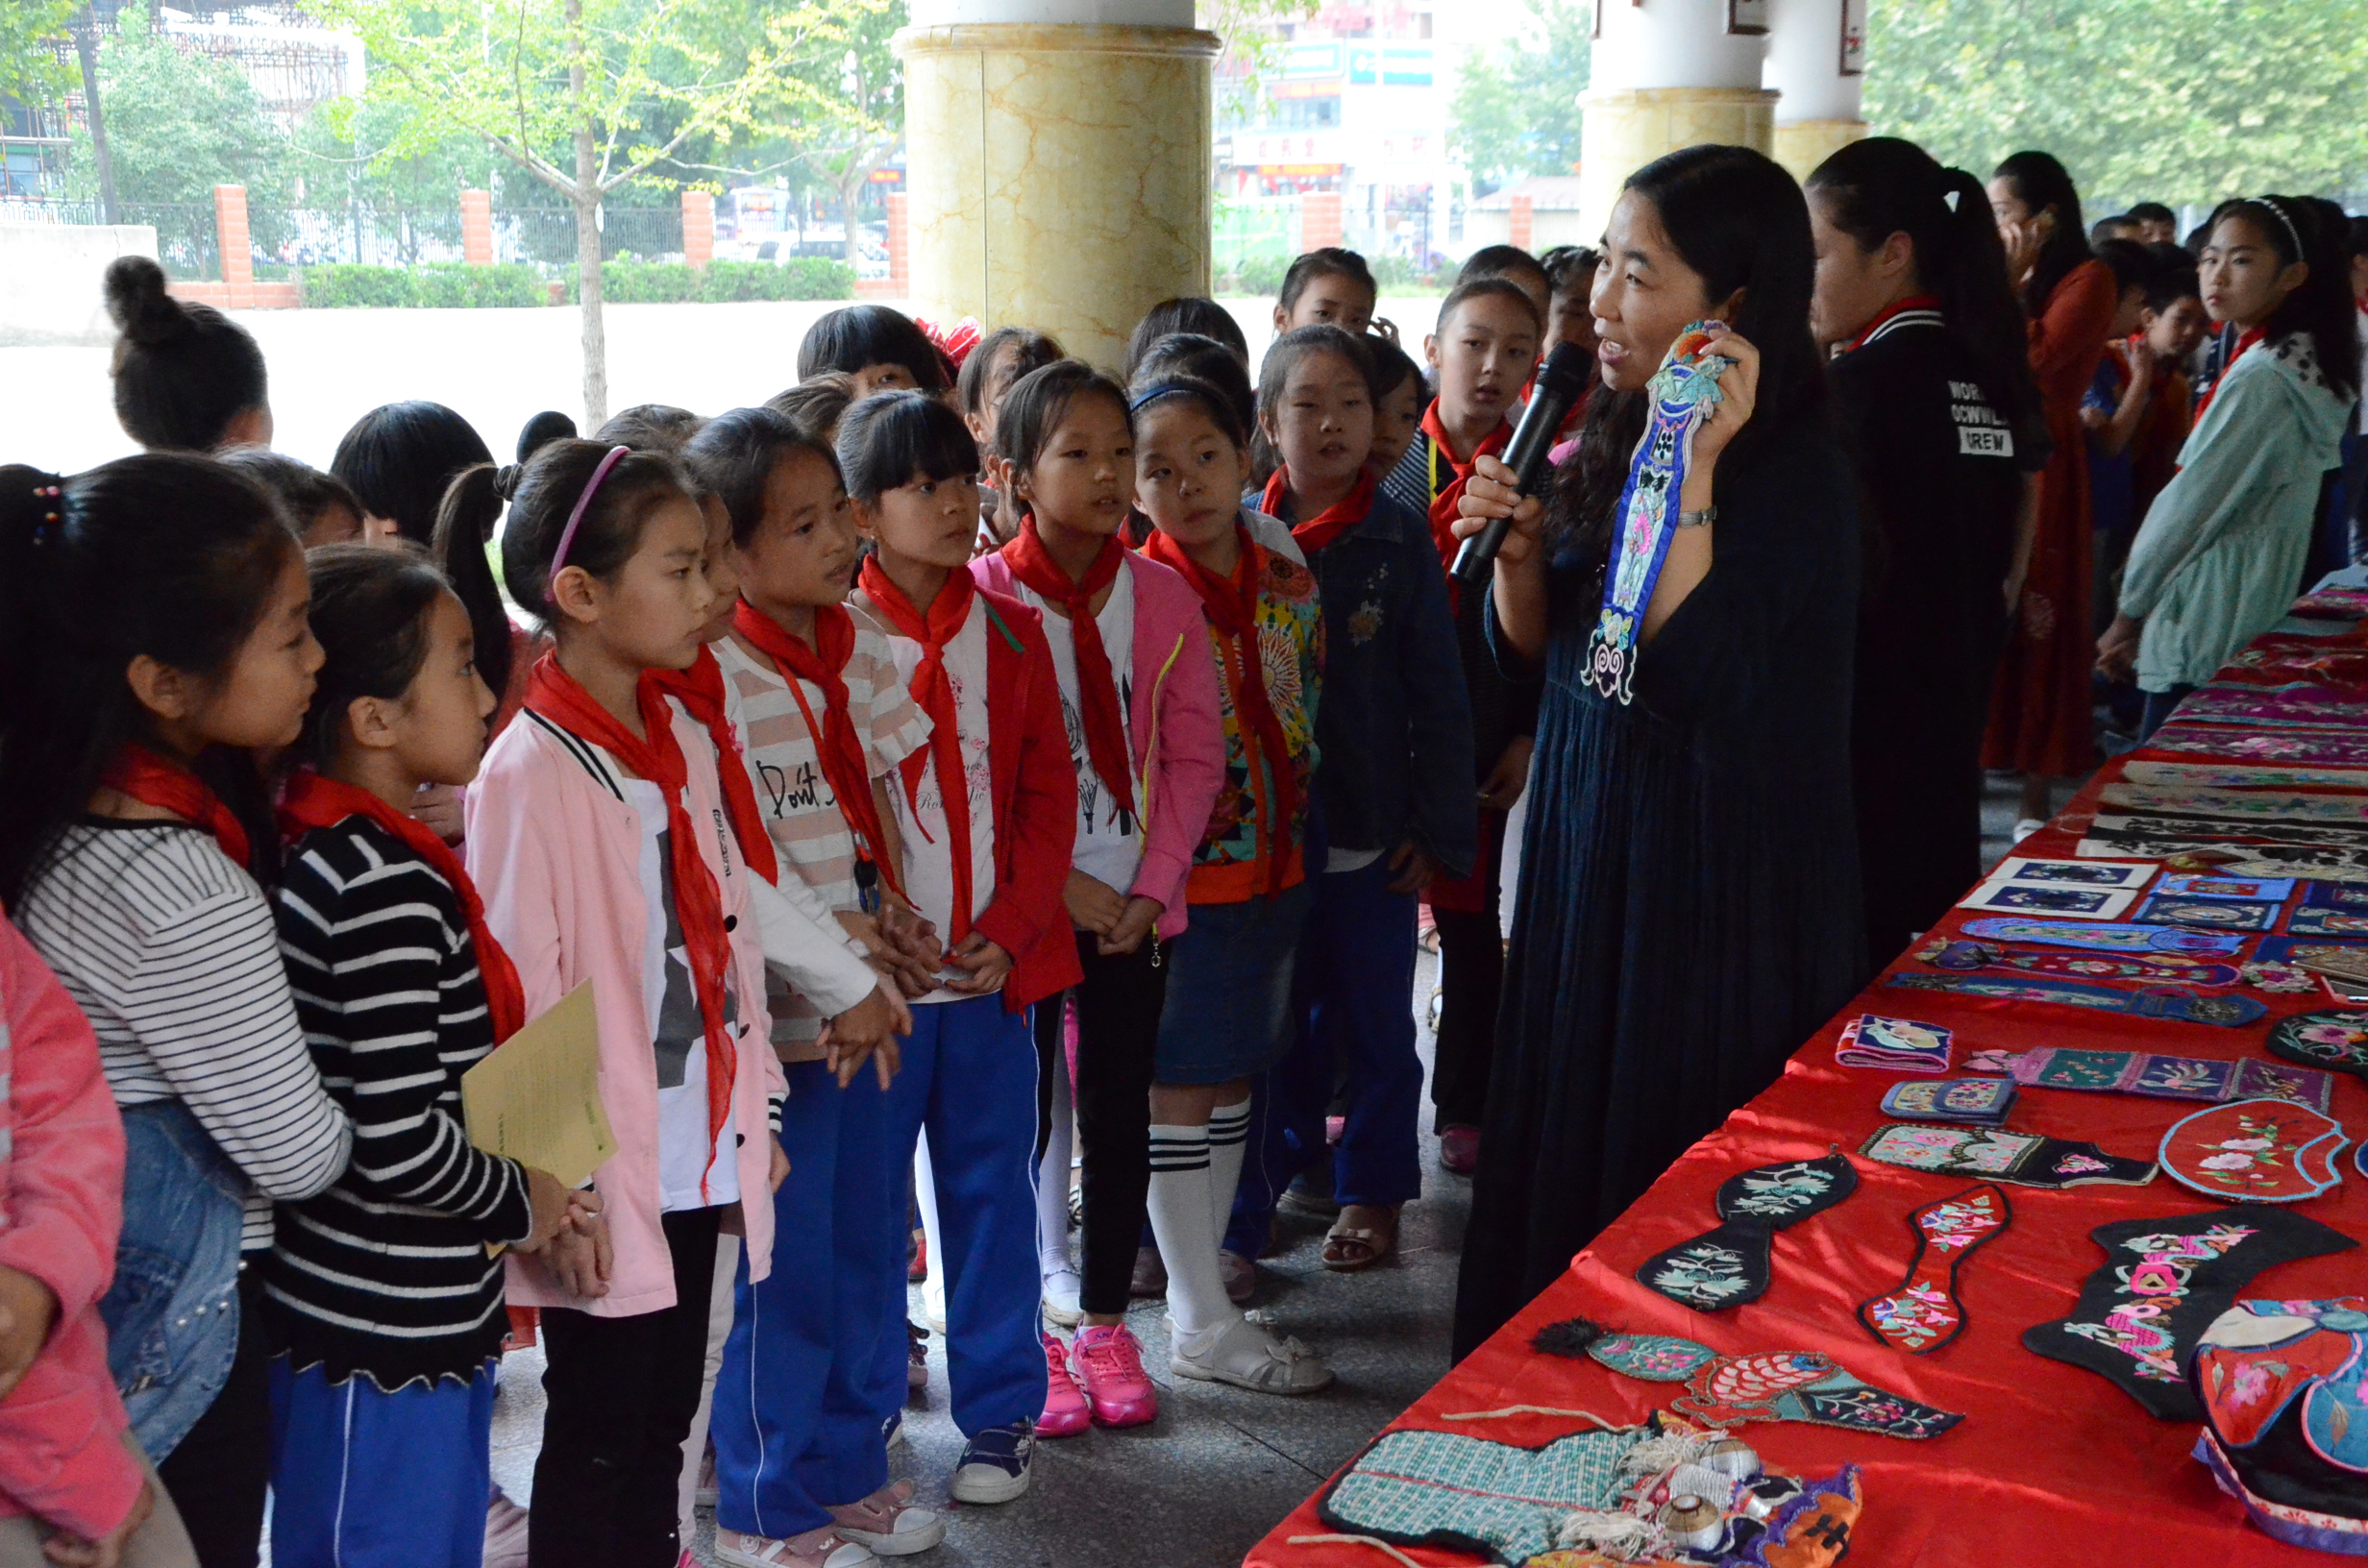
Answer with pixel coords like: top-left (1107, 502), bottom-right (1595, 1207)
top-left (1681, 322), bottom-right (1759, 491)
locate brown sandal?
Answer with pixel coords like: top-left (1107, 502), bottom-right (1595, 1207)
top-left (1322, 1205), bottom-right (1399, 1272)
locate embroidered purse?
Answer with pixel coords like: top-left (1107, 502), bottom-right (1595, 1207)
top-left (1859, 1123), bottom-right (2157, 1189)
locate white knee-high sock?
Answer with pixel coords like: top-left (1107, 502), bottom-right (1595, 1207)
top-left (1207, 1100), bottom-right (1252, 1247)
top-left (1146, 1122), bottom-right (1233, 1338)
top-left (1036, 1064), bottom-right (1075, 1279)
top-left (915, 1135), bottom-right (947, 1329)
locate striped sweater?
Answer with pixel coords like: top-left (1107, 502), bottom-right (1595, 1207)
top-left (263, 816), bottom-right (532, 1390)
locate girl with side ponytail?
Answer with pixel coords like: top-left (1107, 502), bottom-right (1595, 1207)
top-left (1807, 135), bottom-right (2047, 969)
top-left (430, 460), bottom-right (533, 733)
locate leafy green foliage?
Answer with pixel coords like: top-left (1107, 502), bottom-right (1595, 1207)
top-left (1864, 0), bottom-right (2368, 212)
top-left (62, 31), bottom-right (290, 208)
top-left (568, 257), bottom-right (854, 303)
top-left (0, 2), bottom-right (76, 107)
top-left (1448, 0), bottom-right (1589, 189)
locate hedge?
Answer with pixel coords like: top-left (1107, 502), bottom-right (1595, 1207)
top-left (301, 262), bottom-right (544, 308)
top-left (569, 257), bottom-right (856, 304)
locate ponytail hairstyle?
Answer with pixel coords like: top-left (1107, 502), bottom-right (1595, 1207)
top-left (683, 405), bottom-right (841, 549)
top-left (835, 390), bottom-right (979, 507)
top-left (297, 544), bottom-right (452, 772)
top-left (1126, 375), bottom-right (1250, 454)
top-left (1125, 299), bottom-right (1249, 380)
top-left (798, 305), bottom-right (951, 394)
top-left (498, 439), bottom-right (702, 628)
top-left (1278, 247), bottom-right (1377, 316)
top-left (331, 401), bottom-right (495, 548)
top-left (1810, 136), bottom-right (2042, 447)
top-left (956, 328), bottom-right (1065, 454)
top-left (0, 454), bottom-right (298, 903)
top-left (594, 404), bottom-right (706, 453)
top-left (765, 373), bottom-right (858, 446)
top-left (1545, 144), bottom-right (1828, 566)
top-left (2206, 195), bottom-right (2361, 400)
top-left (1990, 150), bottom-right (2092, 318)
top-left (428, 465), bottom-right (515, 698)
top-left (993, 360), bottom-right (1132, 510)
top-left (102, 256), bottom-right (269, 452)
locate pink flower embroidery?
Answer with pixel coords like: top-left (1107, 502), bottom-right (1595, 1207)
top-left (2199, 1152), bottom-right (2256, 1171)
top-left (2214, 1138), bottom-right (2275, 1152)
top-left (2228, 1363), bottom-right (2272, 1408)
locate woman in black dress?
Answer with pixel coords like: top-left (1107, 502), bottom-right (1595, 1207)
top-left (1807, 137), bottom-right (2044, 972)
top-left (1447, 145), bottom-right (1865, 1360)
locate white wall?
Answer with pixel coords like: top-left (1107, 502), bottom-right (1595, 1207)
top-left (0, 225), bottom-right (158, 349)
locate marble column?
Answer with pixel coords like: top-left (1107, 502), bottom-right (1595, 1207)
top-left (896, 0), bottom-right (1220, 372)
top-left (1577, 0), bottom-right (1774, 236)
top-left (1766, 0), bottom-right (1869, 181)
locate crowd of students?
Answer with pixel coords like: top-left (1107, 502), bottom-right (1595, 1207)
top-left (0, 136), bottom-right (2363, 1568)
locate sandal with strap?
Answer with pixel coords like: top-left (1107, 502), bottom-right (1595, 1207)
top-left (1172, 1314), bottom-right (1335, 1395)
top-left (1322, 1205), bottom-right (1399, 1272)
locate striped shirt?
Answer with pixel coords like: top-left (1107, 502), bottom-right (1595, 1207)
top-left (263, 817), bottom-right (532, 1390)
top-left (16, 820), bottom-right (351, 1253)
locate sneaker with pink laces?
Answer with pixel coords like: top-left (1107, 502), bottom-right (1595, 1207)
top-left (1070, 1323), bottom-right (1159, 1428)
top-left (1037, 1331), bottom-right (1091, 1436)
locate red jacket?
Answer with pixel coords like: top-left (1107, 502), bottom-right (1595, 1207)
top-left (0, 915), bottom-right (140, 1541)
top-left (963, 589), bottom-right (1082, 1012)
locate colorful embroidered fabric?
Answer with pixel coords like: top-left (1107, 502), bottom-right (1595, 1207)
top-left (2291, 906), bottom-right (2368, 936)
top-left (2079, 840), bottom-right (2368, 885)
top-left (2123, 759), bottom-right (2368, 790)
top-left (2020, 1209), bottom-right (2357, 1421)
top-left (1855, 1184), bottom-right (2009, 1356)
top-left (2172, 684), bottom-right (2368, 728)
top-left (2160, 1100), bottom-right (2350, 1203)
top-left (1912, 937), bottom-right (2239, 987)
top-left (2191, 1298), bottom-right (2368, 1556)
top-left (2096, 810), bottom-right (2368, 850)
top-left (2132, 894), bottom-right (2281, 931)
top-left (1832, 1015), bottom-right (1951, 1073)
top-left (1980, 1046), bottom-right (2334, 1112)
top-left (1877, 1078), bottom-right (2016, 1125)
top-left (1538, 1320), bottom-right (1963, 1441)
top-left (1634, 1155), bottom-right (1858, 1313)
top-left (1859, 1124), bottom-right (2157, 1188)
top-left (1957, 917), bottom-right (2245, 955)
top-left (2146, 725), bottom-right (2368, 766)
top-left (1882, 971), bottom-right (2268, 1026)
top-left (2157, 873), bottom-right (2298, 901)
top-left (2104, 782), bottom-right (2368, 824)
top-left (2241, 960), bottom-right (2322, 993)
top-left (2306, 880), bottom-right (2368, 910)
top-left (2269, 1009), bottom-right (2368, 1081)
top-left (1582, 325), bottom-right (1727, 705)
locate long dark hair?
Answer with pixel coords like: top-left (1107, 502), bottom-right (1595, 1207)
top-left (331, 401), bottom-right (495, 547)
top-left (1809, 136), bottom-right (2040, 451)
top-left (0, 455), bottom-right (298, 903)
top-left (1991, 150), bottom-right (2091, 317)
top-left (1544, 144), bottom-right (1828, 564)
top-left (428, 465), bottom-right (514, 698)
top-left (2208, 196), bottom-right (2362, 400)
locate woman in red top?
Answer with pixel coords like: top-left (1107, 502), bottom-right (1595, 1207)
top-left (1982, 151), bottom-right (2119, 834)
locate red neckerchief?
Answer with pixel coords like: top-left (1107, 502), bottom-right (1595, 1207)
top-left (1144, 522), bottom-right (1299, 895)
top-left (857, 558), bottom-right (979, 944)
top-left (645, 645), bottom-right (777, 886)
top-left (729, 599), bottom-right (901, 900)
top-left (999, 521), bottom-right (1133, 817)
top-left (278, 769), bottom-right (527, 1042)
top-left (525, 652), bottom-right (737, 1189)
top-left (102, 745), bottom-right (250, 870)
top-left (1262, 466), bottom-right (1377, 556)
top-left (2192, 326), bottom-right (2267, 425)
top-left (1418, 399), bottom-right (1513, 572)
top-left (1837, 294), bottom-right (1943, 355)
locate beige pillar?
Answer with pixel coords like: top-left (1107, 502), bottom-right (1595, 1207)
top-left (1766, 0), bottom-right (1868, 182)
top-left (1772, 118), bottom-right (1868, 182)
top-left (1577, 87), bottom-right (1778, 236)
top-left (896, 20), bottom-right (1219, 372)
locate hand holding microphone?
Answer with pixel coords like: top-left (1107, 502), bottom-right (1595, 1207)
top-left (1450, 340), bottom-right (1594, 589)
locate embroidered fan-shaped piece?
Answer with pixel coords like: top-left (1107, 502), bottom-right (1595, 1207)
top-left (2160, 1099), bottom-right (2349, 1204)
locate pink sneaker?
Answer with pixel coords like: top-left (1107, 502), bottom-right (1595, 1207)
top-left (1037, 1332), bottom-right (1091, 1437)
top-left (1071, 1323), bottom-right (1159, 1428)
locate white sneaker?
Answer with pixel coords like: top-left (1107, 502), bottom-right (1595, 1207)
top-left (714, 1525), bottom-right (875, 1568)
top-left (828, 1481), bottom-right (946, 1556)
top-left (1172, 1314), bottom-right (1334, 1395)
top-left (1041, 1267), bottom-right (1084, 1327)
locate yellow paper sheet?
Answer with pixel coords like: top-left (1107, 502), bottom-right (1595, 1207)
top-left (462, 981), bottom-right (615, 1188)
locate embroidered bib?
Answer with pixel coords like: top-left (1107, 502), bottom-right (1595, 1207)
top-left (1883, 971), bottom-right (2268, 1026)
top-left (2192, 1298), bottom-right (2368, 1555)
top-left (1856, 1185), bottom-right (2010, 1356)
top-left (2269, 1009), bottom-right (2368, 1080)
top-left (1539, 1320), bottom-right (1963, 1441)
top-left (2021, 1209), bottom-right (2356, 1421)
top-left (1634, 1155), bottom-right (1857, 1312)
top-left (1959, 917), bottom-right (2247, 955)
top-left (1914, 936), bottom-right (2241, 987)
top-left (1859, 1124), bottom-right (2156, 1189)
top-left (2160, 1100), bottom-right (2350, 1204)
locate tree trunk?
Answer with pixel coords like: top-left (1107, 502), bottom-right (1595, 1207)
top-left (567, 0), bottom-right (605, 428)
top-left (72, 10), bottom-right (115, 225)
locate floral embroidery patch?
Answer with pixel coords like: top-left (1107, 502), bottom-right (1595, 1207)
top-left (2160, 1100), bottom-right (2350, 1204)
top-left (1635, 1155), bottom-right (1858, 1312)
top-left (1345, 598), bottom-right (1384, 646)
top-left (1857, 1185), bottom-right (2010, 1356)
top-left (2267, 1008), bottom-right (2368, 1080)
top-left (1541, 1320), bottom-right (1963, 1441)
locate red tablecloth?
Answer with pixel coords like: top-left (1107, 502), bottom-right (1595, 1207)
top-left (1246, 643), bottom-right (2368, 1567)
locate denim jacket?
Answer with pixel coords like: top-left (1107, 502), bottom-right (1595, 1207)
top-left (98, 1102), bottom-right (245, 1462)
top-left (1256, 487), bottom-right (1477, 876)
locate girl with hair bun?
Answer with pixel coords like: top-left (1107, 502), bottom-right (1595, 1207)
top-left (1808, 135), bottom-right (2046, 970)
top-left (101, 255), bottom-right (271, 453)
top-left (2100, 196), bottom-right (2361, 738)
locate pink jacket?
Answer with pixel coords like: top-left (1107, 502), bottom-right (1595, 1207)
top-left (466, 700), bottom-right (783, 1317)
top-left (972, 549), bottom-right (1225, 940)
top-left (0, 917), bottom-right (139, 1541)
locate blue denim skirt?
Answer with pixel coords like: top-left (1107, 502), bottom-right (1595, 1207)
top-left (1153, 880), bottom-right (1314, 1086)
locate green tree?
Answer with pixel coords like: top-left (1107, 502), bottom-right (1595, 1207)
top-left (1864, 0), bottom-right (2368, 214)
top-left (1448, 0), bottom-right (1589, 189)
top-left (0, 3), bottom-right (75, 108)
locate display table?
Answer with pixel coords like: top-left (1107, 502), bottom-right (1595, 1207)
top-left (1246, 612), bottom-right (2368, 1568)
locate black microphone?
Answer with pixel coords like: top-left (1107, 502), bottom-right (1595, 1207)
top-left (1450, 340), bottom-right (1594, 589)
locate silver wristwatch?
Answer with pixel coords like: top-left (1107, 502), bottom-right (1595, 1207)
top-left (1674, 505), bottom-right (1717, 529)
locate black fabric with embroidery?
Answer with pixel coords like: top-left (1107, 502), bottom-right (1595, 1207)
top-left (1637, 1155), bottom-right (1860, 1312)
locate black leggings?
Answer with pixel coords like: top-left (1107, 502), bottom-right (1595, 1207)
top-left (155, 1269), bottom-right (271, 1568)
top-left (1034, 935), bottom-right (1165, 1317)
top-left (530, 1206), bottom-right (722, 1568)
top-left (1430, 905), bottom-right (1505, 1131)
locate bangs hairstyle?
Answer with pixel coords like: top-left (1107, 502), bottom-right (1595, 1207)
top-left (102, 256), bottom-right (268, 452)
top-left (797, 306), bottom-right (951, 394)
top-left (835, 390), bottom-right (979, 505)
top-left (994, 360), bottom-right (1131, 481)
top-left (1456, 244), bottom-right (1548, 292)
top-left (2127, 201), bottom-right (2176, 228)
top-left (1129, 331), bottom-right (1258, 440)
top-left (2094, 236), bottom-right (2155, 296)
top-left (765, 373), bottom-right (857, 445)
top-left (499, 440), bottom-right (700, 625)
top-left (1256, 325), bottom-right (1381, 421)
top-left (594, 404), bottom-right (706, 453)
top-left (297, 543), bottom-right (452, 772)
top-left (1278, 247), bottom-right (1377, 313)
top-left (216, 449), bottom-right (360, 539)
top-left (1365, 333), bottom-right (1424, 403)
top-left (1125, 298), bottom-right (1248, 380)
top-left (1434, 275), bottom-right (1543, 334)
top-left (0, 453), bottom-right (298, 902)
top-left (331, 401), bottom-right (495, 547)
top-left (957, 328), bottom-right (1065, 424)
top-left (2207, 195), bottom-right (2362, 399)
top-left (1546, 144), bottom-right (1827, 562)
top-left (1542, 245), bottom-right (1603, 299)
top-left (1992, 150), bottom-right (2091, 317)
top-left (2143, 244), bottom-right (2201, 311)
top-left (1129, 376), bottom-right (1248, 453)
top-left (683, 406), bottom-right (842, 549)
